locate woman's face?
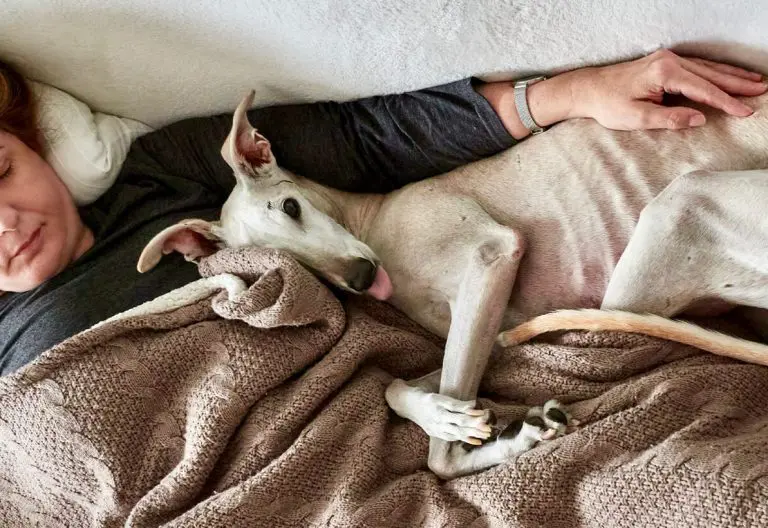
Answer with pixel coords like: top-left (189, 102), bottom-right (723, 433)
top-left (0, 131), bottom-right (93, 292)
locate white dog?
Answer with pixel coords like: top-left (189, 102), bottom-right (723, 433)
top-left (139, 90), bottom-right (768, 478)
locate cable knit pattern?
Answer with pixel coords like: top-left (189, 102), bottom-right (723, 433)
top-left (0, 246), bottom-right (766, 527)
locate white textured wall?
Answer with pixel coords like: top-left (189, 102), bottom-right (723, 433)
top-left (1, 0), bottom-right (765, 127)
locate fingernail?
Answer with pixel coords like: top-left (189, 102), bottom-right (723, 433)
top-left (689, 114), bottom-right (706, 127)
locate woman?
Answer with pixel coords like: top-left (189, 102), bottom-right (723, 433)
top-left (0, 51), bottom-right (765, 374)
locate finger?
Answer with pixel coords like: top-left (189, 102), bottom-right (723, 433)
top-left (665, 69), bottom-right (754, 116)
top-left (680, 58), bottom-right (767, 96)
top-left (686, 57), bottom-right (764, 81)
top-left (629, 101), bottom-right (707, 130)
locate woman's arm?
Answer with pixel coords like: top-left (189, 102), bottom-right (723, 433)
top-left (120, 49), bottom-right (766, 201)
top-left (118, 77), bottom-right (515, 200)
top-left (479, 49), bottom-right (766, 138)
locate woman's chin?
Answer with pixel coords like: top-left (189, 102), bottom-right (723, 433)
top-left (16, 246), bottom-right (63, 291)
top-left (7, 229), bottom-right (92, 292)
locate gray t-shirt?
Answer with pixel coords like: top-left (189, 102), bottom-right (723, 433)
top-left (0, 78), bottom-right (513, 375)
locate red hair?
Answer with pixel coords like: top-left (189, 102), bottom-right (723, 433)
top-left (0, 59), bottom-right (41, 153)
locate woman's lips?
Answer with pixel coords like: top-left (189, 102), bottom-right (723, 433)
top-left (13, 227), bottom-right (42, 259)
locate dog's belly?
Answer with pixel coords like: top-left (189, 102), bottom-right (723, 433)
top-left (459, 133), bottom-right (676, 322)
top-left (433, 95), bottom-right (768, 323)
top-left (509, 228), bottom-right (628, 321)
top-left (500, 192), bottom-right (647, 324)
top-left (377, 175), bottom-right (662, 334)
top-left (374, 93), bottom-right (768, 334)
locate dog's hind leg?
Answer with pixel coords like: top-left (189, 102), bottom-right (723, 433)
top-left (602, 169), bottom-right (768, 317)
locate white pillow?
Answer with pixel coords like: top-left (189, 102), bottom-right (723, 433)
top-left (30, 81), bottom-right (153, 205)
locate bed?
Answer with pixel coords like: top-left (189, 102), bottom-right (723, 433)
top-left (1, 1), bottom-right (767, 526)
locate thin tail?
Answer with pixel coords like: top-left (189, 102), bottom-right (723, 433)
top-left (496, 309), bottom-right (768, 367)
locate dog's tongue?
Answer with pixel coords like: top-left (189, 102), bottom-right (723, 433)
top-left (367, 266), bottom-right (393, 300)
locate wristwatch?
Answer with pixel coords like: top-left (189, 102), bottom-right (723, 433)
top-left (513, 75), bottom-right (548, 135)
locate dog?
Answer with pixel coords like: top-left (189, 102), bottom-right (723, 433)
top-left (138, 89), bottom-right (768, 479)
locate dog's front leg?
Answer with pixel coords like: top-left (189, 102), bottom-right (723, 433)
top-left (385, 230), bottom-right (571, 478)
top-left (427, 234), bottom-right (525, 479)
top-left (386, 234), bottom-right (522, 453)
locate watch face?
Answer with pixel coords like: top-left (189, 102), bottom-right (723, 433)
top-left (518, 75), bottom-right (546, 85)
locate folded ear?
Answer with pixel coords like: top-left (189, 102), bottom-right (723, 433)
top-left (221, 90), bottom-right (276, 177)
top-left (137, 219), bottom-right (224, 273)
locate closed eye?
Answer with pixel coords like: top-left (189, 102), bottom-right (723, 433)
top-left (0, 161), bottom-right (13, 180)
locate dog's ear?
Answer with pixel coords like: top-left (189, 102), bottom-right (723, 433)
top-left (137, 219), bottom-right (224, 273)
top-left (221, 90), bottom-right (276, 177)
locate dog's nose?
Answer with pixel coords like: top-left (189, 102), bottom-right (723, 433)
top-left (346, 258), bottom-right (377, 292)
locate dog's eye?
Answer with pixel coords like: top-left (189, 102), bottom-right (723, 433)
top-left (282, 198), bottom-right (301, 219)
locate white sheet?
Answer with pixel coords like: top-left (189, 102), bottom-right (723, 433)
top-left (1, 0), bottom-right (766, 127)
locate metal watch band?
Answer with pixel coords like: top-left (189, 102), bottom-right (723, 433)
top-left (513, 76), bottom-right (547, 135)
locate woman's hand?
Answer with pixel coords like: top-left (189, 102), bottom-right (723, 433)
top-left (479, 49), bottom-right (767, 139)
top-left (565, 49), bottom-right (767, 130)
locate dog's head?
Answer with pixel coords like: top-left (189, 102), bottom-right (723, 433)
top-left (137, 91), bottom-right (392, 300)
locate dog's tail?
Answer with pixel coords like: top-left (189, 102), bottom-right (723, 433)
top-left (496, 309), bottom-right (768, 368)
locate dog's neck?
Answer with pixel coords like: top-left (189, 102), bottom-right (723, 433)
top-left (294, 175), bottom-right (384, 241)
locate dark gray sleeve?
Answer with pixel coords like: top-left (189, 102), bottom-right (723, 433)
top-left (256, 78), bottom-right (516, 192)
top-left (124, 78), bottom-right (515, 198)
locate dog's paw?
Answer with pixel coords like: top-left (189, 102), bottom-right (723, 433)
top-left (415, 393), bottom-right (496, 445)
top-left (490, 400), bottom-right (576, 457)
top-left (528, 399), bottom-right (577, 439)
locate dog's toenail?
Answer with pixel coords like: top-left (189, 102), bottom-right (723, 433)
top-left (541, 429), bottom-right (558, 440)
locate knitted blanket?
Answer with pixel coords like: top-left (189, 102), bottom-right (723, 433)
top-left (1, 247), bottom-right (766, 527)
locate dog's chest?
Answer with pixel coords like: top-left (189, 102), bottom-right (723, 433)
top-left (368, 192), bottom-right (520, 335)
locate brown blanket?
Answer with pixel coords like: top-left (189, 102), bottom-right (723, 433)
top-left (1, 247), bottom-right (767, 527)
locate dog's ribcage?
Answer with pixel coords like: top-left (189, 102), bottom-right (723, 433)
top-left (365, 95), bottom-right (768, 337)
